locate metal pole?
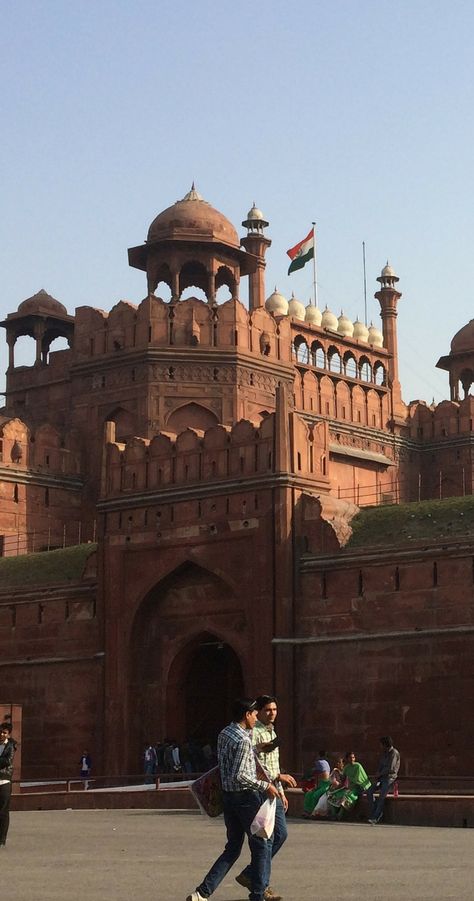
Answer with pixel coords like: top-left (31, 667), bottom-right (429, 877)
top-left (311, 222), bottom-right (318, 307)
top-left (362, 240), bottom-right (368, 325)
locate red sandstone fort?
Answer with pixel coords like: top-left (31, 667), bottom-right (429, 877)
top-left (1, 187), bottom-right (474, 779)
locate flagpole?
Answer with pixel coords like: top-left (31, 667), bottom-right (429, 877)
top-left (362, 240), bottom-right (368, 325)
top-left (311, 222), bottom-right (318, 307)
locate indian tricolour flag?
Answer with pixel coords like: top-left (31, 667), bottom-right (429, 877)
top-left (286, 228), bottom-right (315, 275)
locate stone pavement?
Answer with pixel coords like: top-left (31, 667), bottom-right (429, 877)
top-left (3, 809), bottom-right (472, 901)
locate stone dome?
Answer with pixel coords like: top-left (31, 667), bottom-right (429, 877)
top-left (337, 311), bottom-right (354, 337)
top-left (368, 323), bottom-right (384, 347)
top-left (246, 203), bottom-right (265, 222)
top-left (353, 318), bottom-right (369, 342)
top-left (17, 289), bottom-right (68, 317)
top-left (305, 304), bottom-right (322, 326)
top-left (288, 294), bottom-right (306, 321)
top-left (451, 319), bottom-right (474, 353)
top-left (381, 262), bottom-right (397, 278)
top-left (265, 288), bottom-right (289, 316)
top-left (321, 306), bottom-right (338, 330)
top-left (147, 185), bottom-right (239, 248)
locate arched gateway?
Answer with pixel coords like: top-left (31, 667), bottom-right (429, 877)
top-left (129, 562), bottom-right (245, 767)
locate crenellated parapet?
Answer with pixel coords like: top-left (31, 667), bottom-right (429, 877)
top-left (103, 406), bottom-right (331, 500)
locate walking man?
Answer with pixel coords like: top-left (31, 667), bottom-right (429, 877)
top-left (0, 722), bottom-right (17, 847)
top-left (367, 735), bottom-right (400, 824)
top-left (236, 695), bottom-right (297, 901)
top-left (186, 698), bottom-right (280, 901)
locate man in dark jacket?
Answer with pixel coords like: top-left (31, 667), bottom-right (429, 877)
top-left (367, 735), bottom-right (400, 824)
top-left (0, 723), bottom-right (17, 846)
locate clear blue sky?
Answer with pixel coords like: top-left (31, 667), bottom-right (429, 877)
top-left (1, 0), bottom-right (473, 404)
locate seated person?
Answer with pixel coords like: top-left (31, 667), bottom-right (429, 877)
top-left (327, 751), bottom-right (371, 819)
top-left (303, 762), bottom-right (331, 817)
top-left (311, 756), bottom-right (346, 817)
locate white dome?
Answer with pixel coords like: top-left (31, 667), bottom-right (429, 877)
top-left (288, 294), bottom-right (306, 321)
top-left (353, 319), bottom-right (369, 342)
top-left (305, 304), bottom-right (322, 326)
top-left (368, 323), bottom-right (384, 347)
top-left (381, 261), bottom-right (397, 278)
top-left (265, 288), bottom-right (289, 316)
top-left (337, 311), bottom-right (354, 337)
top-left (321, 305), bottom-right (338, 330)
top-left (247, 203), bottom-right (264, 221)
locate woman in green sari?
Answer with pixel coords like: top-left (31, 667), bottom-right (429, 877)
top-left (302, 765), bottom-right (331, 816)
top-left (327, 751), bottom-right (371, 819)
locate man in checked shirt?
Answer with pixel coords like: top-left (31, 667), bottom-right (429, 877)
top-left (235, 695), bottom-right (297, 900)
top-left (186, 698), bottom-right (280, 901)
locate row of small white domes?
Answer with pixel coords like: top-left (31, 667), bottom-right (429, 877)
top-left (265, 290), bottom-right (383, 347)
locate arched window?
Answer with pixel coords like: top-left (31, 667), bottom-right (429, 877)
top-left (344, 353), bottom-right (357, 379)
top-left (359, 357), bottom-right (372, 382)
top-left (294, 336), bottom-right (310, 364)
top-left (374, 362), bottom-right (386, 386)
top-left (327, 348), bottom-right (341, 373)
top-left (179, 260), bottom-right (208, 300)
top-left (311, 342), bottom-right (325, 368)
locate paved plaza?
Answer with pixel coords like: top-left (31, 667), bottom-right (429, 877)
top-left (3, 809), bottom-right (472, 900)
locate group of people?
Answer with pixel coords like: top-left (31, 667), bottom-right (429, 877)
top-left (143, 738), bottom-right (216, 782)
top-left (187, 694), bottom-right (296, 901)
top-left (187, 698), bottom-right (401, 901)
top-left (302, 738), bottom-right (400, 825)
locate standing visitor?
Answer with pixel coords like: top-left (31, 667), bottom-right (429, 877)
top-left (367, 736), bottom-right (400, 824)
top-left (144, 744), bottom-right (157, 783)
top-left (79, 749), bottom-right (92, 790)
top-left (236, 694), bottom-right (296, 900)
top-left (0, 723), bottom-right (16, 847)
top-left (186, 698), bottom-right (279, 901)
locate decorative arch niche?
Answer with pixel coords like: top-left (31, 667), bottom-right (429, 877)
top-left (166, 402), bottom-right (219, 433)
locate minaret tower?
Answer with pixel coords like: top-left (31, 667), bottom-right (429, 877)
top-left (240, 204), bottom-right (271, 310)
top-left (375, 261), bottom-right (404, 418)
top-left (375, 262), bottom-right (402, 383)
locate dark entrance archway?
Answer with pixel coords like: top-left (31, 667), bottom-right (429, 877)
top-left (128, 562), bottom-right (245, 769)
top-left (168, 632), bottom-right (244, 746)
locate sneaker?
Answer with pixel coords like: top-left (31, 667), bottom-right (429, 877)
top-left (186, 893), bottom-right (207, 901)
top-left (235, 875), bottom-right (281, 900)
top-left (368, 818), bottom-right (378, 825)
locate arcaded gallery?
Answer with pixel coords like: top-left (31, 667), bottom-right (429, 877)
top-left (1, 187), bottom-right (474, 779)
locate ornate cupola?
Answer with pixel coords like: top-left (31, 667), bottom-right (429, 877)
top-left (0, 289), bottom-right (74, 370)
top-left (128, 185), bottom-right (258, 305)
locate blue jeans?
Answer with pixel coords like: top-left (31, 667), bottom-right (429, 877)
top-left (197, 790), bottom-right (272, 901)
top-left (240, 795), bottom-right (287, 885)
top-left (367, 777), bottom-right (392, 821)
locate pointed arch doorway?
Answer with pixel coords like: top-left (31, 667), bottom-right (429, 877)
top-left (168, 633), bottom-right (244, 745)
top-left (128, 562), bottom-right (246, 766)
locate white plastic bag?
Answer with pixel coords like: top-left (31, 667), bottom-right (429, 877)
top-left (313, 793), bottom-right (328, 817)
top-left (250, 797), bottom-right (276, 839)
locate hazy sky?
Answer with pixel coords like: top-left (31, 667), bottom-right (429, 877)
top-left (1, 0), bottom-right (473, 405)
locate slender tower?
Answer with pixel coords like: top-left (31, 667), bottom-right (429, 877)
top-left (375, 262), bottom-right (404, 417)
top-left (240, 204), bottom-right (271, 310)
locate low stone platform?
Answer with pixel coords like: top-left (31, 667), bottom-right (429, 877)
top-left (11, 785), bottom-right (474, 827)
